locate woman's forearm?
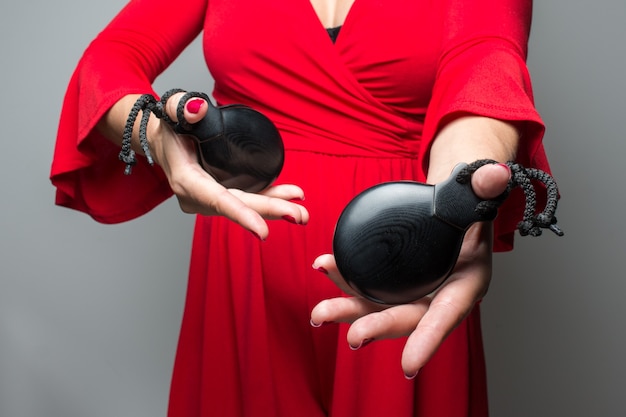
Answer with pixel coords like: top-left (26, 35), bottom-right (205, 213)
top-left (96, 94), bottom-right (156, 152)
top-left (95, 92), bottom-right (203, 168)
top-left (426, 115), bottom-right (520, 184)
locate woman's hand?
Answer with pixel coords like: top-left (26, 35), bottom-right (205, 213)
top-left (99, 92), bottom-right (309, 240)
top-left (310, 162), bottom-right (511, 378)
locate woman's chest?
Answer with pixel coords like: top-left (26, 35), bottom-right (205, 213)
top-left (203, 0), bottom-right (445, 110)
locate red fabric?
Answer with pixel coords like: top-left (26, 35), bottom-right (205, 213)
top-left (50, 0), bottom-right (549, 416)
top-left (50, 0), bottom-right (207, 223)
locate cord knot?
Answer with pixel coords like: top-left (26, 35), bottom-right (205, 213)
top-left (458, 159), bottom-right (564, 238)
top-left (118, 89), bottom-right (191, 175)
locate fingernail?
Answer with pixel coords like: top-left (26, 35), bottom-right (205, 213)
top-left (313, 265), bottom-right (328, 275)
top-left (349, 338), bottom-right (374, 350)
top-left (282, 215), bottom-right (298, 224)
top-left (496, 163), bottom-right (511, 176)
top-left (310, 319), bottom-right (336, 327)
top-left (186, 99), bottom-right (204, 114)
top-left (250, 231), bottom-right (265, 241)
top-left (404, 370), bottom-right (419, 380)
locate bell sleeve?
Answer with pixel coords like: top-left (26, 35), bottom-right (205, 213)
top-left (50, 0), bottom-right (207, 223)
top-left (420, 0), bottom-right (552, 251)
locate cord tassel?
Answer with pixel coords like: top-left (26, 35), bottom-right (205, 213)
top-left (457, 159), bottom-right (564, 237)
top-left (118, 89), bottom-right (202, 174)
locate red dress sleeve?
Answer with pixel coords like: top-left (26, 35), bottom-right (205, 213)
top-left (420, 0), bottom-right (550, 251)
top-left (50, 0), bottom-right (207, 223)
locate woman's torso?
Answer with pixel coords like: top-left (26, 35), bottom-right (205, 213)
top-left (202, 0), bottom-right (445, 159)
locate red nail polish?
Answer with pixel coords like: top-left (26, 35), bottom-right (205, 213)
top-left (496, 163), bottom-right (512, 176)
top-left (282, 215), bottom-right (298, 224)
top-left (314, 266), bottom-right (328, 275)
top-left (186, 99), bottom-right (204, 114)
top-left (250, 231), bottom-right (265, 241)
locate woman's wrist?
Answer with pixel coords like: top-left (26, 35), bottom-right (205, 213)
top-left (96, 94), bottom-right (144, 148)
top-left (145, 113), bottom-right (168, 166)
top-left (426, 115), bottom-right (520, 184)
top-left (96, 92), bottom-right (187, 171)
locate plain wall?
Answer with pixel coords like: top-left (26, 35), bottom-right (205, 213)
top-left (1, 1), bottom-right (624, 416)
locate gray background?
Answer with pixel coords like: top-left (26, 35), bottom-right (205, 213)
top-left (1, 1), bottom-right (624, 416)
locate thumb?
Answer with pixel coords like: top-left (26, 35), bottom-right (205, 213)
top-left (165, 92), bottom-right (209, 125)
top-left (470, 163), bottom-right (511, 200)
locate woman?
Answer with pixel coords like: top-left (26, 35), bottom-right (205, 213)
top-left (51, 0), bottom-right (549, 415)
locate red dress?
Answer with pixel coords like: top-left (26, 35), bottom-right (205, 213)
top-left (51, 0), bottom-right (549, 415)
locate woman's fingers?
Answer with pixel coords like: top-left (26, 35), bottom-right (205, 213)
top-left (246, 184), bottom-right (308, 221)
top-left (471, 162), bottom-right (511, 199)
top-left (311, 254), bottom-right (357, 295)
top-left (348, 302), bottom-right (432, 346)
top-left (174, 174), bottom-right (310, 239)
top-left (400, 274), bottom-right (487, 375)
top-left (260, 183), bottom-right (306, 202)
top-left (164, 91), bottom-right (209, 124)
top-left (311, 223), bottom-right (493, 377)
top-left (230, 187), bottom-right (310, 225)
top-left (400, 223), bottom-right (492, 376)
top-left (314, 252), bottom-right (489, 378)
top-left (171, 167), bottom-right (270, 237)
top-left (310, 254), bottom-right (430, 337)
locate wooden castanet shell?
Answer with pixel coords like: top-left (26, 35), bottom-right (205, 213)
top-left (177, 103), bottom-right (284, 193)
top-left (333, 164), bottom-right (497, 305)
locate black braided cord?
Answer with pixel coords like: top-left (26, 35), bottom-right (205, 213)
top-left (118, 89), bottom-right (206, 175)
top-left (457, 159), bottom-right (564, 237)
